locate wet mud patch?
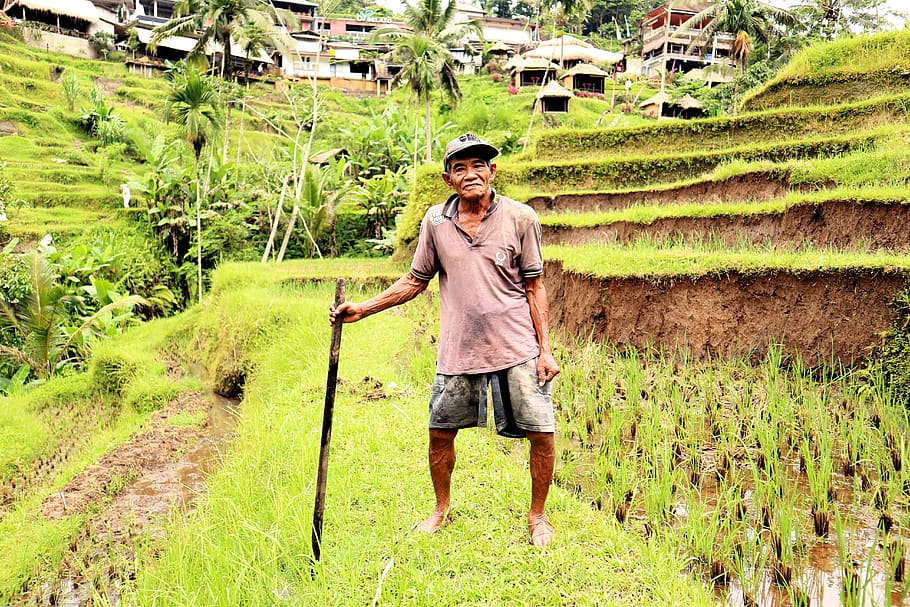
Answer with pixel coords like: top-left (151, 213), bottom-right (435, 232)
top-left (27, 390), bottom-right (238, 605)
top-left (526, 172), bottom-right (792, 214)
top-left (543, 199), bottom-right (910, 251)
top-left (40, 392), bottom-right (210, 522)
top-left (545, 260), bottom-right (907, 366)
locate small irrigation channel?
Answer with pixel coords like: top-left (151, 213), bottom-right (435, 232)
top-left (552, 340), bottom-right (909, 607)
top-left (29, 385), bottom-right (240, 607)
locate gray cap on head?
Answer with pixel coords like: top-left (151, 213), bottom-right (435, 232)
top-left (443, 133), bottom-right (499, 170)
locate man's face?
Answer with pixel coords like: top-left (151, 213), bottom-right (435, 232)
top-left (442, 156), bottom-right (496, 202)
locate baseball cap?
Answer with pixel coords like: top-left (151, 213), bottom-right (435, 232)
top-left (443, 133), bottom-right (499, 171)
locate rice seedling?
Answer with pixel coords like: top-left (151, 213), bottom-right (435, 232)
top-left (641, 439), bottom-right (679, 538)
top-left (730, 527), bottom-right (769, 607)
top-left (884, 532), bottom-right (906, 585)
top-left (835, 507), bottom-right (876, 607)
top-left (680, 486), bottom-right (741, 585)
top-left (801, 423), bottom-right (835, 537)
top-left (769, 492), bottom-right (805, 589)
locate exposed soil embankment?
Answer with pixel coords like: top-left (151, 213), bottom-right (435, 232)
top-left (525, 172), bottom-right (790, 214)
top-left (543, 200), bottom-right (910, 250)
top-left (545, 260), bottom-right (906, 365)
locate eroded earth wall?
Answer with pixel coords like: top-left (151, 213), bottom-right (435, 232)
top-left (544, 260), bottom-right (907, 365)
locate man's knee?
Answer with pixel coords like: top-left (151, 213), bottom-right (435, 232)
top-left (429, 428), bottom-right (458, 448)
top-left (526, 431), bottom-right (554, 448)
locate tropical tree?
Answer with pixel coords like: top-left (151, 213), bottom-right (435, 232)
top-left (0, 251), bottom-right (142, 380)
top-left (149, 0), bottom-right (281, 79)
top-left (792, 0), bottom-right (893, 39)
top-left (544, 0), bottom-right (594, 36)
top-left (164, 69), bottom-right (223, 303)
top-left (371, 0), bottom-right (482, 162)
top-left (679, 0), bottom-right (794, 75)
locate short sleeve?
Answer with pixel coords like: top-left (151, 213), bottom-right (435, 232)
top-left (519, 210), bottom-right (543, 278)
top-left (410, 210), bottom-right (439, 281)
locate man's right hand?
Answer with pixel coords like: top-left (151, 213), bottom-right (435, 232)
top-left (329, 301), bottom-right (365, 325)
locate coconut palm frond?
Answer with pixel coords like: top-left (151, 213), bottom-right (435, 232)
top-left (61, 295), bottom-right (147, 354)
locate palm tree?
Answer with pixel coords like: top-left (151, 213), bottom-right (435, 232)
top-left (150, 0), bottom-right (281, 79)
top-left (164, 69), bottom-right (222, 303)
top-left (679, 0), bottom-right (794, 76)
top-left (371, 0), bottom-right (482, 162)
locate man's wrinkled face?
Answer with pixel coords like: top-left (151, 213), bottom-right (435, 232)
top-left (443, 156), bottom-right (496, 202)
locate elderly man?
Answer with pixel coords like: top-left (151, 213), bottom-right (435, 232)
top-left (329, 133), bottom-right (560, 547)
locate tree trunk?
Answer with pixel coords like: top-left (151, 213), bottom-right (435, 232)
top-left (222, 97), bottom-right (231, 165)
top-left (424, 98), bottom-right (432, 163)
top-left (276, 204), bottom-right (298, 262)
top-left (658, 1), bottom-right (673, 121)
top-left (195, 165), bottom-right (202, 304)
top-left (262, 176), bottom-right (289, 262)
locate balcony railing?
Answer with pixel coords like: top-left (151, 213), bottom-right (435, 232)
top-left (642, 26), bottom-right (735, 45)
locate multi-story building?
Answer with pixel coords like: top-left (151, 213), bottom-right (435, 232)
top-left (636, 2), bottom-right (734, 83)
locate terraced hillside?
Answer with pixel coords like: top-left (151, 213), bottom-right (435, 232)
top-left (402, 30), bottom-right (910, 367)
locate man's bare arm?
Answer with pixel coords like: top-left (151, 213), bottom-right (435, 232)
top-left (329, 272), bottom-right (429, 324)
top-left (525, 275), bottom-right (560, 386)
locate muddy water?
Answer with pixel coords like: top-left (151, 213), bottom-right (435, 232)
top-left (716, 458), bottom-right (908, 607)
top-left (554, 438), bottom-right (908, 607)
top-left (109, 390), bottom-right (239, 519)
top-left (39, 389), bottom-right (239, 607)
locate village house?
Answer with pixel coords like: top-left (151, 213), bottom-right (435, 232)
top-left (633, 1), bottom-right (734, 85)
top-left (2, 0), bottom-right (543, 95)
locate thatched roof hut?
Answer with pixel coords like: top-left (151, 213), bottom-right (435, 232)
top-left (560, 62), bottom-right (609, 94)
top-left (537, 80), bottom-right (572, 113)
top-left (639, 91), bottom-right (669, 118)
top-left (523, 35), bottom-right (622, 69)
top-left (514, 56), bottom-right (558, 87)
top-left (3, 0), bottom-right (100, 24)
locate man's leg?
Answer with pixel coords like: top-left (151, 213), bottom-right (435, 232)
top-left (526, 431), bottom-right (555, 547)
top-left (414, 428), bottom-right (458, 533)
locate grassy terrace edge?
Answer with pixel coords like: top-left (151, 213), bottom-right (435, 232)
top-left (535, 92), bottom-right (910, 159)
top-left (397, 133), bottom-right (879, 249)
top-left (538, 187), bottom-right (910, 228)
top-left (544, 243), bottom-right (910, 279)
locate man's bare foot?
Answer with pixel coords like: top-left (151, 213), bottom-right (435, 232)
top-left (411, 509), bottom-right (450, 534)
top-left (528, 514), bottom-right (555, 547)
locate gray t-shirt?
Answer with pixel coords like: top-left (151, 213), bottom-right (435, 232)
top-left (411, 193), bottom-right (543, 375)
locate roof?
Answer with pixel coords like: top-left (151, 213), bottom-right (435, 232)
top-left (561, 63), bottom-right (609, 78)
top-left (643, 2), bottom-right (713, 21)
top-left (523, 35), bottom-right (622, 65)
top-left (136, 26), bottom-right (273, 63)
top-left (537, 80), bottom-right (572, 98)
top-left (91, 0), bottom-right (134, 11)
top-left (488, 40), bottom-right (513, 54)
top-left (503, 54), bottom-right (524, 70)
top-left (5, 0), bottom-right (100, 22)
top-left (674, 93), bottom-right (703, 109)
top-left (639, 91), bottom-right (669, 107)
top-left (518, 57), bottom-right (559, 71)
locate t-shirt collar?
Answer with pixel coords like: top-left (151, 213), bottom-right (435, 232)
top-left (442, 189), bottom-right (499, 219)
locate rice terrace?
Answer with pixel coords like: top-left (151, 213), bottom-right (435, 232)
top-left (2, 0), bottom-right (910, 606)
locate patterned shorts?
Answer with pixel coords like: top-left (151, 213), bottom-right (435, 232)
top-left (428, 357), bottom-right (555, 437)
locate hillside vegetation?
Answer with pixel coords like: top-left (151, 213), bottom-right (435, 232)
top-left (5, 22), bottom-right (910, 607)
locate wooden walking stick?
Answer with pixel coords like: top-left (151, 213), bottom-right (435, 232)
top-left (312, 278), bottom-right (345, 562)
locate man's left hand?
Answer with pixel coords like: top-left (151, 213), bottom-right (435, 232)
top-left (537, 352), bottom-right (560, 386)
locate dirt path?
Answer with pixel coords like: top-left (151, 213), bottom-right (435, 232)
top-left (25, 390), bottom-right (237, 606)
top-left (545, 260), bottom-right (907, 365)
top-left (543, 199), bottom-right (910, 251)
top-left (525, 171), bottom-right (793, 214)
